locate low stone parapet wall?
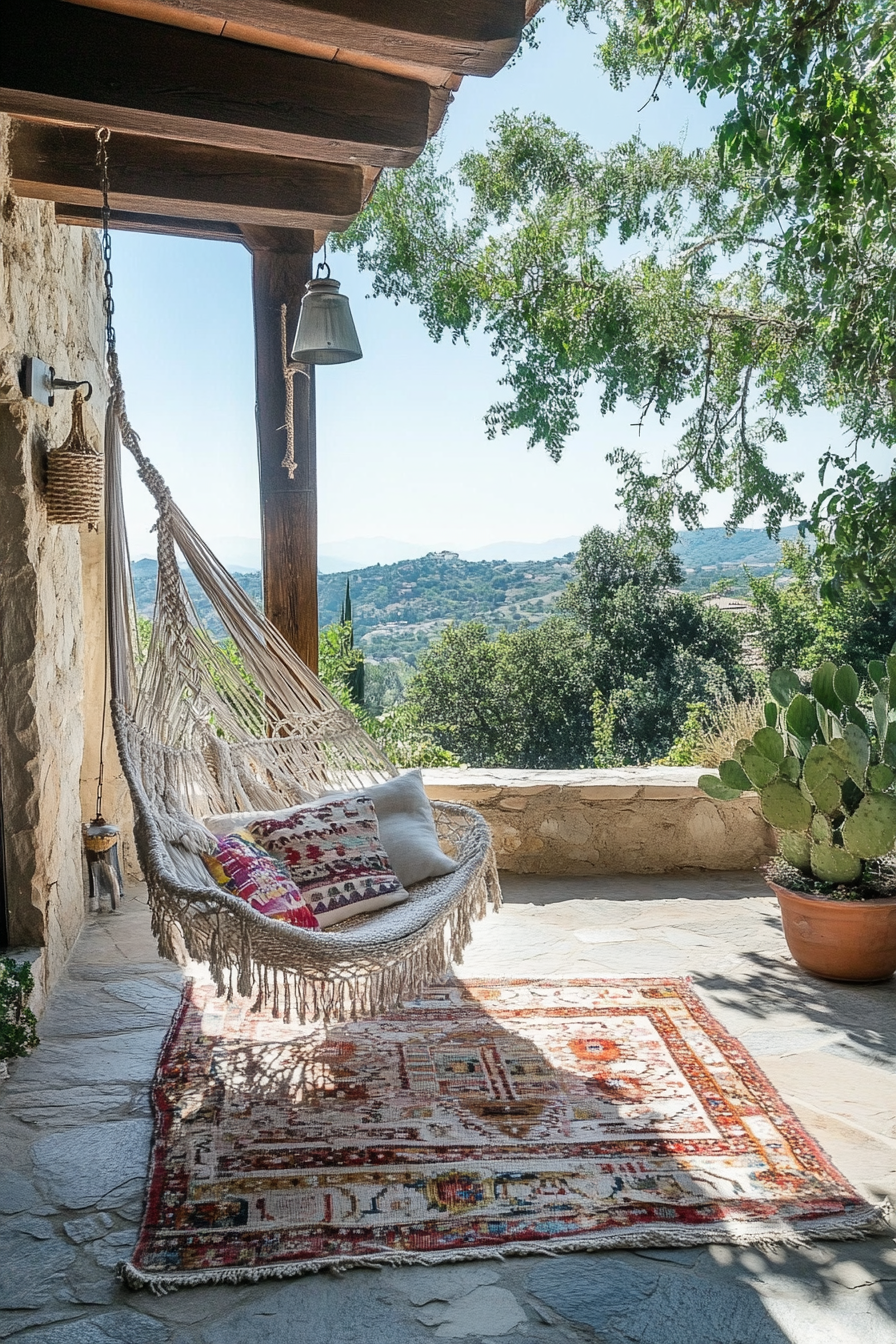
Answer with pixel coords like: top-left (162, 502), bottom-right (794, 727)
top-left (422, 767), bottom-right (773, 876)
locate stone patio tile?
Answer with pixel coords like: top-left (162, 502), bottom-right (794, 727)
top-left (103, 979), bottom-right (182, 1013)
top-left (4, 1085), bottom-right (138, 1129)
top-left (67, 965), bottom-right (180, 982)
top-left (90, 1229), bottom-right (139, 1269)
top-left (736, 1027), bottom-right (845, 1057)
top-left (414, 1285), bottom-right (528, 1337)
top-left (63, 1277), bottom-right (122, 1307)
top-left (758, 1050), bottom-right (896, 1141)
top-left (0, 1306), bottom-right (90, 1341)
top-left (179, 1275), bottom-right (434, 1344)
top-left (33, 1308), bottom-right (171, 1343)
top-left (3, 874), bottom-right (895, 1343)
top-left (31, 1119), bottom-right (152, 1210)
top-left (656, 926), bottom-right (728, 948)
top-left (0, 1227), bottom-right (77, 1308)
top-left (6, 1029), bottom-right (165, 1089)
top-left (527, 1247), bottom-right (896, 1344)
top-left (63, 1213), bottom-right (115, 1244)
top-left (95, 1176), bottom-right (150, 1214)
top-left (573, 926), bottom-right (640, 943)
top-left (4, 1213), bottom-right (55, 1239)
top-left (0, 1172), bottom-right (41, 1215)
top-left (499, 871), bottom-right (770, 904)
top-left (564, 939), bottom-right (693, 973)
top-left (129, 1286), bottom-right (251, 1326)
top-left (35, 985), bottom-right (173, 1038)
top-left (389, 1265), bottom-right (501, 1306)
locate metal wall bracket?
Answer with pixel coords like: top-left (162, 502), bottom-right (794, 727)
top-left (21, 356), bottom-right (92, 406)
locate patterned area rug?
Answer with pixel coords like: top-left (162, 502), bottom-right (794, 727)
top-left (124, 977), bottom-right (887, 1290)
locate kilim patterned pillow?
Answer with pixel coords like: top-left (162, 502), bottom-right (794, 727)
top-left (200, 830), bottom-right (320, 930)
top-left (246, 796), bottom-right (409, 928)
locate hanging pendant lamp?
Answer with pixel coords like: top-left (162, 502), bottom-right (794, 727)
top-left (291, 262), bottom-right (362, 365)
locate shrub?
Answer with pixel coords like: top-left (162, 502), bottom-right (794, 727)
top-left (0, 959), bottom-right (39, 1061)
top-left (693, 696), bottom-right (768, 768)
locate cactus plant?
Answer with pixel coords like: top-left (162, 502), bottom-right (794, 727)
top-left (699, 655), bottom-right (896, 894)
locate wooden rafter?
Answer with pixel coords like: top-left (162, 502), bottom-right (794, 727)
top-left (11, 122), bottom-right (367, 231)
top-left (60, 0), bottom-right (525, 79)
top-left (54, 204), bottom-right (245, 242)
top-left (1, 0), bottom-right (434, 167)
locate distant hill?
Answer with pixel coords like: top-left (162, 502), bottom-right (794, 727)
top-left (673, 523), bottom-right (802, 595)
top-left (674, 523), bottom-right (801, 568)
top-left (131, 524), bottom-right (801, 663)
top-left (318, 552), bottom-right (575, 660)
top-left (459, 537), bottom-right (581, 563)
top-left (318, 535), bottom-right (583, 570)
top-left (130, 552), bottom-right (575, 659)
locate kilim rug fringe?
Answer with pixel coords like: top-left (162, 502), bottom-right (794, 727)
top-left (121, 1203), bottom-right (892, 1295)
top-left (122, 977), bottom-right (892, 1293)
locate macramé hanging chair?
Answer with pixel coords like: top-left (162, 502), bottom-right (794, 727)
top-left (103, 353), bottom-right (500, 1023)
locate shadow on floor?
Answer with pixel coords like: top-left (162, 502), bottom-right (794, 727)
top-left (697, 943), bottom-right (896, 1074)
top-left (526, 1235), bottom-right (896, 1344)
top-left (500, 869), bottom-right (769, 904)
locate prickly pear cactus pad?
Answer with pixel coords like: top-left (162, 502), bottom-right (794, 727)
top-left (699, 657), bottom-right (896, 900)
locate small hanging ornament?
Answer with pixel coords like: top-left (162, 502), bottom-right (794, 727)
top-left (46, 389), bottom-right (104, 526)
top-left (83, 815), bottom-right (124, 913)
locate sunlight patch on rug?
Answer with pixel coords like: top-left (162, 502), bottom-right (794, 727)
top-left (124, 977), bottom-right (887, 1290)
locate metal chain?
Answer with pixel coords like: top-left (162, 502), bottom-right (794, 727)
top-left (95, 127), bottom-right (115, 352)
top-left (94, 126), bottom-right (115, 824)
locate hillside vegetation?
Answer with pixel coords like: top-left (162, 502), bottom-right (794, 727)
top-left (675, 524), bottom-right (801, 594)
top-left (131, 525), bottom-right (799, 661)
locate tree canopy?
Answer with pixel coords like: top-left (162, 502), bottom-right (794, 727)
top-left (405, 525), bottom-right (753, 766)
top-left (336, 0), bottom-right (896, 585)
top-left (747, 539), bottom-right (896, 669)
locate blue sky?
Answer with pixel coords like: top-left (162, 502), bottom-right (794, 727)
top-left (112, 6), bottom-right (865, 566)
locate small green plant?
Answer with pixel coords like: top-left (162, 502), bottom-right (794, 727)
top-left (655, 702), bottom-right (710, 766)
top-left (0, 958), bottom-right (39, 1061)
top-left (592, 689), bottom-right (620, 767)
top-left (699, 657), bottom-right (896, 896)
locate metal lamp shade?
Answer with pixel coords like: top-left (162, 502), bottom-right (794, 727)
top-left (291, 277), bottom-right (362, 365)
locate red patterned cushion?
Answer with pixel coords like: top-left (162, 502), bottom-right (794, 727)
top-left (200, 830), bottom-right (319, 930)
top-left (246, 796), bottom-right (409, 928)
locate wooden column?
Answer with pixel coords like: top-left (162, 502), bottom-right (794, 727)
top-left (248, 229), bottom-right (319, 673)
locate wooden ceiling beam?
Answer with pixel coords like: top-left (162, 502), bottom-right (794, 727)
top-left (1, 0), bottom-right (433, 167)
top-left (11, 121), bottom-right (367, 231)
top-left (60, 0), bottom-right (525, 78)
top-left (54, 203), bottom-right (245, 243)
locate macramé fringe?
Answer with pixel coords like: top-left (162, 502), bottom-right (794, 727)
top-left (137, 794), bottom-right (501, 1026)
top-left (119, 1198), bottom-right (893, 1294)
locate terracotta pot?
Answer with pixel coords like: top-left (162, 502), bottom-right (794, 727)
top-left (767, 880), bottom-right (896, 982)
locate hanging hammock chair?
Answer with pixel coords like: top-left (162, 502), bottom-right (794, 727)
top-left (103, 353), bottom-right (500, 1022)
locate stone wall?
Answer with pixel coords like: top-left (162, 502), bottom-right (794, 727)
top-left (0, 115), bottom-right (132, 1002)
top-left (422, 767), bottom-right (774, 875)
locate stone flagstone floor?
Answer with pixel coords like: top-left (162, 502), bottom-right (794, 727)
top-left (1, 870), bottom-right (895, 1343)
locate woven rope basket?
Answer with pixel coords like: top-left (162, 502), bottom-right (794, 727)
top-left (46, 391), bottom-right (104, 525)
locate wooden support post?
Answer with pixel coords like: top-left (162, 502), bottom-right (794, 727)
top-left (249, 233), bottom-right (319, 673)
